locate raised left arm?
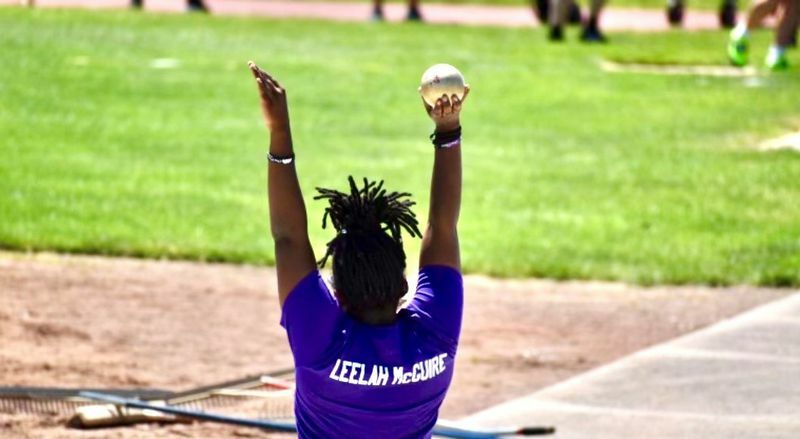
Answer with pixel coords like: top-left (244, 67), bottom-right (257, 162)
top-left (419, 87), bottom-right (469, 271)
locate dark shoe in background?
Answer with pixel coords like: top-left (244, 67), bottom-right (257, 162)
top-left (187, 0), bottom-right (208, 12)
top-left (549, 25), bottom-right (564, 41)
top-left (718, 0), bottom-right (737, 29)
top-left (372, 5), bottom-right (384, 21)
top-left (580, 23), bottom-right (607, 42)
top-left (407, 6), bottom-right (423, 21)
top-left (666, 0), bottom-right (684, 26)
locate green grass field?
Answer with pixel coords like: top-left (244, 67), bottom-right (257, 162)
top-left (2, 7), bottom-right (799, 286)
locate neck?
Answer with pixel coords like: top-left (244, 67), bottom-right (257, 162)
top-left (355, 306), bottom-right (398, 325)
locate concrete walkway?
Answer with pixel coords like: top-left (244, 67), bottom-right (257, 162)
top-left (463, 292), bottom-right (800, 438)
top-left (4, 0), bottom-right (730, 32)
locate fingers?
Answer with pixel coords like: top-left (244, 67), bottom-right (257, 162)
top-left (250, 70), bottom-right (271, 102)
top-left (441, 94), bottom-right (451, 117)
top-left (447, 86), bottom-right (468, 113)
top-left (247, 61), bottom-right (284, 96)
top-left (248, 61), bottom-right (260, 80)
top-left (444, 87), bottom-right (469, 114)
top-left (451, 94), bottom-right (462, 112)
top-left (249, 62), bottom-right (270, 97)
top-left (257, 68), bottom-right (283, 94)
top-left (255, 68), bottom-right (274, 91)
top-left (433, 94), bottom-right (459, 118)
top-left (265, 72), bottom-right (283, 90)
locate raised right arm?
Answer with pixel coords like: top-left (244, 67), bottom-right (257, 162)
top-left (249, 62), bottom-right (316, 306)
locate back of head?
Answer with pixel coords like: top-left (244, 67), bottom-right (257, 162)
top-left (316, 177), bottom-right (421, 318)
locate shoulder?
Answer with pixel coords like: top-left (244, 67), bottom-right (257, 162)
top-left (415, 265), bottom-right (463, 300)
top-left (401, 265), bottom-right (464, 349)
top-left (281, 271), bottom-right (348, 366)
top-left (281, 270), bottom-right (334, 321)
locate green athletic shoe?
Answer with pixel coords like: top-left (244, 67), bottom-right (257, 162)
top-left (765, 51), bottom-right (789, 71)
top-left (727, 33), bottom-right (748, 66)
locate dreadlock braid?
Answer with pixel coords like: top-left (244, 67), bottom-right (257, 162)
top-left (315, 176), bottom-right (422, 315)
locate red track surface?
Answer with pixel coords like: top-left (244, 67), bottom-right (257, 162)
top-left (4, 0), bottom-right (732, 32)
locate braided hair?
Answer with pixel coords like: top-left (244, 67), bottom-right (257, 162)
top-left (315, 176), bottom-right (422, 315)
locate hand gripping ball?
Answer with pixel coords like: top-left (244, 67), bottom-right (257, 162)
top-left (419, 64), bottom-right (466, 107)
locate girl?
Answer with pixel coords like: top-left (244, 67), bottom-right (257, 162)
top-left (248, 61), bottom-right (469, 438)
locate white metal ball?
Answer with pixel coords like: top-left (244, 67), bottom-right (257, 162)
top-left (419, 64), bottom-right (466, 106)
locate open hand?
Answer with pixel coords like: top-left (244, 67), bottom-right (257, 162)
top-left (249, 61), bottom-right (290, 132)
top-left (421, 85), bottom-right (470, 132)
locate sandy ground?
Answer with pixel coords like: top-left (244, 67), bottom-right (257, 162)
top-left (0, 252), bottom-right (788, 438)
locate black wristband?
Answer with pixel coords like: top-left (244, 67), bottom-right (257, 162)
top-left (430, 126), bottom-right (462, 148)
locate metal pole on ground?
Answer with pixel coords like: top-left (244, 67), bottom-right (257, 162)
top-left (80, 391), bottom-right (556, 438)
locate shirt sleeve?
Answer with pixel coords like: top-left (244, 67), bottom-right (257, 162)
top-left (405, 265), bottom-right (464, 346)
top-left (280, 270), bottom-right (344, 366)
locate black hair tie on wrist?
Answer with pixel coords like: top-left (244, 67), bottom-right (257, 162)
top-left (430, 126), bottom-right (462, 149)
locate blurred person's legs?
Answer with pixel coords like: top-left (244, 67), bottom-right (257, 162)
top-left (131, 0), bottom-right (141, 8)
top-left (669, 0), bottom-right (738, 29)
top-left (407, 0), bottom-right (422, 20)
top-left (720, 0), bottom-right (738, 28)
top-left (534, 0), bottom-right (550, 22)
top-left (766, 0), bottom-right (798, 68)
top-left (186, 0), bottom-right (207, 12)
top-left (549, 0), bottom-right (605, 41)
top-left (580, 0), bottom-right (607, 42)
top-left (568, 2), bottom-right (583, 23)
top-left (728, 0), bottom-right (795, 68)
top-left (548, 0), bottom-right (571, 40)
top-left (666, 0), bottom-right (685, 26)
top-left (371, 0), bottom-right (423, 21)
top-left (727, 0), bottom-right (780, 65)
top-left (785, 1), bottom-right (799, 46)
top-left (775, 0), bottom-right (798, 46)
top-left (372, 0), bottom-right (383, 20)
top-left (535, 0), bottom-right (581, 23)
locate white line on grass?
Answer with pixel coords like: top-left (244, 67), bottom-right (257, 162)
top-left (599, 59), bottom-right (760, 77)
top-left (760, 131), bottom-right (800, 152)
top-left (150, 58), bottom-right (180, 69)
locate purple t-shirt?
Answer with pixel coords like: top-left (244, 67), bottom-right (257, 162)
top-left (280, 265), bottom-right (463, 439)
